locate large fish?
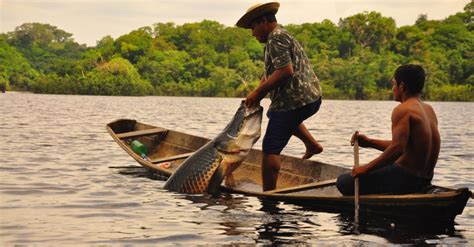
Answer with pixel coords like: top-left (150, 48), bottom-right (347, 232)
top-left (164, 101), bottom-right (263, 194)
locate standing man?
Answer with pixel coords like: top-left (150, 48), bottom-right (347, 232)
top-left (236, 2), bottom-right (323, 191)
top-left (336, 64), bottom-right (440, 195)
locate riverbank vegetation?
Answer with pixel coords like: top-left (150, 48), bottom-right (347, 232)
top-left (0, 2), bottom-right (472, 100)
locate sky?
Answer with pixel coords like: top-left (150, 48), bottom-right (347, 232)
top-left (0, 0), bottom-right (470, 46)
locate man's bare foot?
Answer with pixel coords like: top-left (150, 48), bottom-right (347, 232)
top-left (302, 143), bottom-right (323, 159)
top-left (224, 174), bottom-right (236, 187)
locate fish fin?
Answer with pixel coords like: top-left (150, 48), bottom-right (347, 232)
top-left (222, 159), bottom-right (243, 176)
top-left (224, 174), bottom-right (236, 188)
top-left (215, 138), bottom-right (241, 153)
top-left (225, 140), bottom-right (242, 153)
top-left (206, 164), bottom-right (225, 195)
top-left (222, 159), bottom-right (242, 188)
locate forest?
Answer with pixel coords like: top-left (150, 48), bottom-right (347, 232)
top-left (0, 2), bottom-right (472, 101)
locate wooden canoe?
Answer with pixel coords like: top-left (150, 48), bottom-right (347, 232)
top-left (106, 119), bottom-right (472, 222)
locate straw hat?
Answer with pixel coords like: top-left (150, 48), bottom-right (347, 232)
top-left (236, 2), bottom-right (280, 29)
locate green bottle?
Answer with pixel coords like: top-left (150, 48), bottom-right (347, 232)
top-left (131, 140), bottom-right (148, 159)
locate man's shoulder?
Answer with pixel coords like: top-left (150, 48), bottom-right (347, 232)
top-left (393, 99), bottom-right (435, 119)
top-left (393, 101), bottom-right (408, 112)
top-left (272, 26), bottom-right (288, 34)
top-left (391, 101), bottom-right (413, 120)
top-left (269, 26), bottom-right (293, 40)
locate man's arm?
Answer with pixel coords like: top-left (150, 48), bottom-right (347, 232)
top-left (352, 105), bottom-right (410, 177)
top-left (352, 132), bottom-right (391, 151)
top-left (368, 139), bottom-right (392, 151)
top-left (245, 64), bottom-right (293, 108)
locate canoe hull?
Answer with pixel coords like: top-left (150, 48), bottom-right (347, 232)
top-left (106, 119), bottom-right (472, 222)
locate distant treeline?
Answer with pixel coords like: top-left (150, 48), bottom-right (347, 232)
top-left (0, 2), bottom-right (473, 101)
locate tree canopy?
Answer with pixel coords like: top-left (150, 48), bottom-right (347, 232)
top-left (0, 3), bottom-right (472, 101)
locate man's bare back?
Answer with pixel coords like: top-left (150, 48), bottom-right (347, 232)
top-left (393, 98), bottom-right (440, 179)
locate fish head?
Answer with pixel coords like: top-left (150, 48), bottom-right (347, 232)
top-left (214, 101), bottom-right (263, 158)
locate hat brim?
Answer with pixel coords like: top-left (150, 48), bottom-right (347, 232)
top-left (236, 2), bottom-right (280, 29)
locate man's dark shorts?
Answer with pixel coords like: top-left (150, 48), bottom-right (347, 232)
top-left (336, 162), bottom-right (432, 195)
top-left (262, 97), bottom-right (322, 155)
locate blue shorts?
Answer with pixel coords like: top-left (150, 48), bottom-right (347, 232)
top-left (262, 98), bottom-right (322, 155)
top-left (336, 163), bottom-right (432, 195)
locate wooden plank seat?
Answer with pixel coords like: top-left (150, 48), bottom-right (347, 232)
top-left (150, 152), bottom-right (195, 164)
top-left (116, 128), bottom-right (167, 139)
top-left (267, 179), bottom-right (337, 194)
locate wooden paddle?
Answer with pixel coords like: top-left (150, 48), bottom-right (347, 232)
top-left (353, 131), bottom-right (360, 225)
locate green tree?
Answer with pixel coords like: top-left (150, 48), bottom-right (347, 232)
top-left (391, 25), bottom-right (425, 57)
top-left (137, 49), bottom-right (193, 90)
top-left (115, 28), bottom-right (152, 64)
top-left (339, 11), bottom-right (396, 52)
top-left (96, 35), bottom-right (115, 61)
top-left (0, 36), bottom-right (38, 89)
top-left (235, 59), bottom-right (262, 94)
top-left (83, 57), bottom-right (152, 95)
top-left (0, 74), bottom-right (8, 92)
top-left (9, 23), bottom-right (74, 48)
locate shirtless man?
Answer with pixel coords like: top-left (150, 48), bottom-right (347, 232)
top-left (336, 64), bottom-right (440, 195)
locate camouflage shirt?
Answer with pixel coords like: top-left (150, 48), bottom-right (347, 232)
top-left (264, 26), bottom-right (322, 111)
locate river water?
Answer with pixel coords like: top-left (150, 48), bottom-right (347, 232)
top-left (0, 92), bottom-right (472, 245)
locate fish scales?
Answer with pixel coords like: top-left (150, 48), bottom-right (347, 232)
top-left (165, 142), bottom-right (223, 193)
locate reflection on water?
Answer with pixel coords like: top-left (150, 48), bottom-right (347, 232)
top-left (117, 167), bottom-right (468, 245)
top-left (337, 212), bottom-right (462, 245)
top-left (0, 92), bottom-right (472, 245)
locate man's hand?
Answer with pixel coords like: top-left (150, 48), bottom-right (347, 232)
top-left (245, 90), bottom-right (263, 108)
top-left (351, 131), bottom-right (371, 148)
top-left (245, 64), bottom-right (293, 108)
top-left (351, 164), bottom-right (368, 177)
